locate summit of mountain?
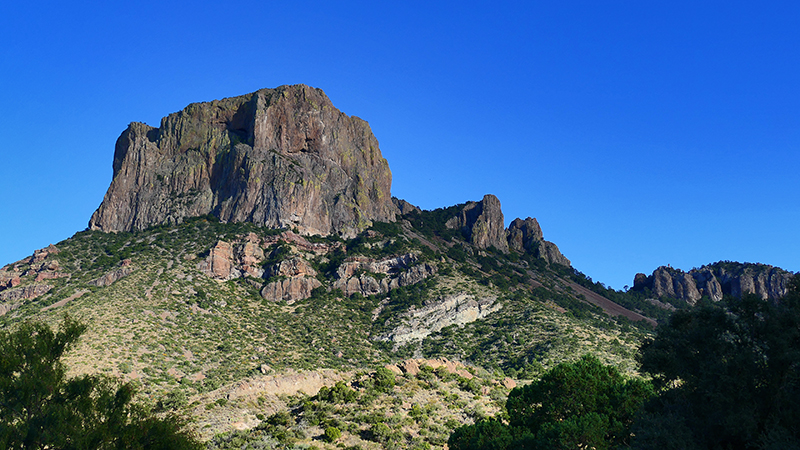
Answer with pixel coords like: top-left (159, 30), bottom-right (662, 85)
top-left (89, 84), bottom-right (396, 238)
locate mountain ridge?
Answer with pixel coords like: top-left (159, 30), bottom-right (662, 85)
top-left (2, 85), bottom-right (797, 448)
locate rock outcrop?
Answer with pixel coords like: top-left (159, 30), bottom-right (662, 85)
top-left (393, 197), bottom-right (421, 215)
top-left (0, 245), bottom-right (64, 312)
top-left (260, 257), bottom-right (322, 303)
top-left (385, 358), bottom-right (473, 379)
top-left (332, 254), bottom-right (437, 297)
top-left (89, 84), bottom-right (396, 237)
top-left (89, 259), bottom-right (135, 287)
top-left (0, 284), bottom-right (53, 302)
top-left (200, 234), bottom-right (266, 281)
top-left (633, 262), bottom-right (794, 304)
top-left (506, 217), bottom-right (570, 266)
top-left (380, 292), bottom-right (500, 345)
top-left (445, 195), bottom-right (508, 252)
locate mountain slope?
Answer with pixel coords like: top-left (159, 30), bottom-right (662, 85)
top-left (4, 85), bottom-right (766, 448)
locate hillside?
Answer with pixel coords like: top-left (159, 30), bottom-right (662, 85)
top-left (2, 85), bottom-right (793, 448)
top-left (0, 200), bottom-right (654, 447)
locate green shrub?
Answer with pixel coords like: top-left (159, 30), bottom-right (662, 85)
top-left (324, 426), bottom-right (342, 443)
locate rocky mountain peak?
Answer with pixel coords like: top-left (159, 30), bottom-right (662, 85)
top-left (633, 262), bottom-right (794, 304)
top-left (445, 194), bottom-right (509, 252)
top-left (89, 84), bottom-right (396, 237)
top-left (506, 216), bottom-right (570, 267)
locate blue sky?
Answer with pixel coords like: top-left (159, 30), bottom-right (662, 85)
top-left (1, 1), bottom-right (798, 290)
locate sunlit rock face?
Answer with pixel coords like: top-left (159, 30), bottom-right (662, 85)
top-left (89, 84), bottom-right (396, 237)
top-left (633, 262), bottom-right (794, 305)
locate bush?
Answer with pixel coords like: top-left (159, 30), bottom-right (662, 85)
top-left (372, 367), bottom-right (396, 392)
top-left (634, 279), bottom-right (800, 449)
top-left (448, 355), bottom-right (653, 450)
top-left (324, 426), bottom-right (342, 443)
top-left (316, 381), bottom-right (358, 403)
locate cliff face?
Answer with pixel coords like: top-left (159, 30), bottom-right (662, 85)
top-left (89, 85), bottom-right (396, 237)
top-left (633, 262), bottom-right (794, 304)
top-left (506, 217), bottom-right (570, 266)
top-left (439, 195), bottom-right (570, 266)
top-left (445, 195), bottom-right (509, 252)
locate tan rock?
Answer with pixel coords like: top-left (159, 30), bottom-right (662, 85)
top-left (201, 241), bottom-right (239, 280)
top-left (260, 277), bottom-right (322, 303)
top-left (502, 378), bottom-right (517, 389)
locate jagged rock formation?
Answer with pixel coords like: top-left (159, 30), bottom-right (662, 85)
top-left (446, 195), bottom-right (509, 252)
top-left (506, 217), bottom-right (570, 266)
top-left (392, 197), bottom-right (420, 215)
top-left (198, 231), bottom-right (335, 304)
top-left (261, 257), bottom-right (322, 303)
top-left (0, 284), bottom-right (53, 302)
top-left (633, 262), bottom-right (794, 304)
top-left (0, 244), bottom-right (65, 313)
top-left (379, 292), bottom-right (500, 345)
top-left (89, 259), bottom-right (135, 287)
top-left (197, 231), bottom-right (435, 303)
top-left (332, 254), bottom-right (437, 297)
top-left (89, 84), bottom-right (396, 237)
top-left (199, 234), bottom-right (266, 281)
top-left (439, 195), bottom-right (570, 266)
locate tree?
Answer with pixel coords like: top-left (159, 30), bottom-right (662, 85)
top-left (448, 355), bottom-right (653, 450)
top-left (0, 316), bottom-right (203, 450)
top-left (634, 275), bottom-right (800, 449)
top-left (507, 354), bottom-right (653, 449)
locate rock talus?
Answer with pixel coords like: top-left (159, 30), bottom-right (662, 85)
top-left (89, 85), bottom-right (396, 237)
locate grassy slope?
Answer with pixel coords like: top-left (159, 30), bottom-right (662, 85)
top-left (0, 213), bottom-right (655, 448)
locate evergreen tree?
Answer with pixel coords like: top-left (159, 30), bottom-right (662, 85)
top-left (0, 317), bottom-right (202, 450)
top-left (634, 275), bottom-right (800, 449)
top-left (448, 355), bottom-right (652, 450)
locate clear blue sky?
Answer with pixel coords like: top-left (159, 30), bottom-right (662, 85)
top-left (1, 1), bottom-right (798, 290)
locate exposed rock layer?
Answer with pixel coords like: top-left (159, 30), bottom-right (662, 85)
top-left (89, 85), bottom-right (396, 237)
top-left (89, 259), bottom-right (134, 287)
top-left (332, 254), bottom-right (437, 297)
top-left (381, 292), bottom-right (500, 345)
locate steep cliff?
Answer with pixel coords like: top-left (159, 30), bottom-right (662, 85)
top-left (445, 194), bottom-right (509, 252)
top-left (506, 217), bottom-right (570, 266)
top-left (89, 85), bottom-right (396, 237)
top-left (633, 262), bottom-right (794, 304)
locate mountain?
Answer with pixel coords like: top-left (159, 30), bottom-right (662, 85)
top-left (632, 262), bottom-right (794, 305)
top-left (89, 84), bottom-right (396, 237)
top-left (1, 85), bottom-right (793, 448)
